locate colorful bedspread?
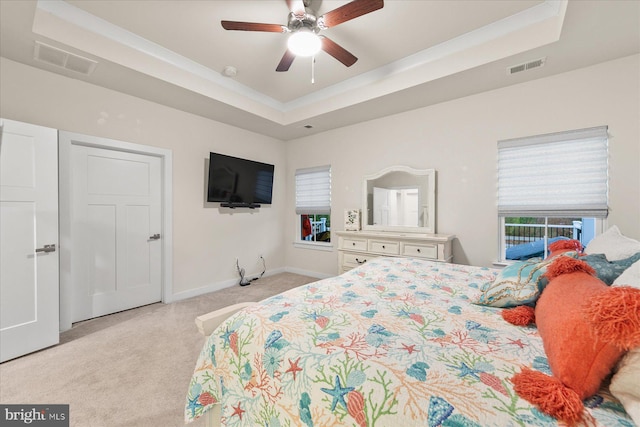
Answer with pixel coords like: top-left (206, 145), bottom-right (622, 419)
top-left (185, 258), bottom-right (633, 426)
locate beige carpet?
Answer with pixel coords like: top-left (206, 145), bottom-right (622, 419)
top-left (0, 272), bottom-right (316, 427)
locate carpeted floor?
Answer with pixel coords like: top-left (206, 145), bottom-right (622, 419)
top-left (0, 272), bottom-right (316, 427)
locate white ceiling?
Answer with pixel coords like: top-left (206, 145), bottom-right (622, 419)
top-left (1, 0), bottom-right (638, 140)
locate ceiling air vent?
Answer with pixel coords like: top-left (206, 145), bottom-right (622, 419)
top-left (34, 42), bottom-right (97, 75)
top-left (508, 57), bottom-right (546, 75)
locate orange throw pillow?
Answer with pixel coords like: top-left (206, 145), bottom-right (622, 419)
top-left (535, 257), bottom-right (621, 398)
top-left (546, 239), bottom-right (583, 258)
top-left (512, 256), bottom-right (640, 425)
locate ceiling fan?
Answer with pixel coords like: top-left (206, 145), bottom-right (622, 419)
top-left (221, 0), bottom-right (384, 72)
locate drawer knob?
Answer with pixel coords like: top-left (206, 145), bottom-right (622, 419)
top-left (382, 245), bottom-right (386, 249)
top-left (417, 248), bottom-right (421, 253)
top-left (352, 242), bottom-right (356, 246)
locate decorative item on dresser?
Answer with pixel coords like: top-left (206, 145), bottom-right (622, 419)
top-left (344, 208), bottom-right (361, 231)
top-left (336, 230), bottom-right (455, 273)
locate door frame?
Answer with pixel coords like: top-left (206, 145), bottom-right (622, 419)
top-left (58, 132), bottom-right (173, 332)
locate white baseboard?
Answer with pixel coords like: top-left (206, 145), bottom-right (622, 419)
top-left (169, 266), bottom-right (330, 302)
top-left (170, 277), bottom-right (236, 302)
top-left (283, 267), bottom-right (333, 280)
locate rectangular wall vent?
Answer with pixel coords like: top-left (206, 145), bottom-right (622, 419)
top-left (508, 57), bottom-right (546, 75)
top-left (34, 42), bottom-right (97, 75)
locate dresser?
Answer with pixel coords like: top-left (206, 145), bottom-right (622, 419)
top-left (336, 231), bottom-right (455, 273)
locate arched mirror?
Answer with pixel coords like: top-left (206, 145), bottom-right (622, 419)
top-left (362, 166), bottom-right (436, 234)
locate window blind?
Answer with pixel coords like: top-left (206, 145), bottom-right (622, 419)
top-left (497, 126), bottom-right (608, 217)
top-left (295, 165), bottom-right (331, 215)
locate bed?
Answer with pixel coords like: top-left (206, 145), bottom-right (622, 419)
top-left (185, 255), bottom-right (637, 426)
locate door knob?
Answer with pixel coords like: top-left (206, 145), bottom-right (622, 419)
top-left (149, 234), bottom-right (161, 240)
top-left (35, 244), bottom-right (56, 253)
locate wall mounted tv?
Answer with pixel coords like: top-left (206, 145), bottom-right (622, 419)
top-left (207, 152), bottom-right (274, 208)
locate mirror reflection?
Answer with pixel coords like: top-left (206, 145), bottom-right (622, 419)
top-left (372, 186), bottom-right (419, 227)
top-left (363, 166), bottom-right (436, 233)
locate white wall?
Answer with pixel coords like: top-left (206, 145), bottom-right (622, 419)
top-left (0, 58), bottom-right (287, 298)
top-left (285, 54), bottom-right (640, 274)
top-left (2, 54), bottom-right (638, 283)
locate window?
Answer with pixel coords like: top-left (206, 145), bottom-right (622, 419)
top-left (497, 126), bottom-right (608, 261)
top-left (295, 166), bottom-right (331, 245)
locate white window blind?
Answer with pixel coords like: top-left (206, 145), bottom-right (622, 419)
top-left (295, 165), bottom-right (331, 215)
top-left (497, 126), bottom-right (608, 217)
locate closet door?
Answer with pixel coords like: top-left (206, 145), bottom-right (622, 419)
top-left (0, 118), bottom-right (59, 362)
top-left (69, 143), bottom-right (162, 322)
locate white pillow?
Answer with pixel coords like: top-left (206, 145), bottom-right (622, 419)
top-left (613, 260), bottom-right (640, 289)
top-left (611, 259), bottom-right (640, 424)
top-left (610, 348), bottom-right (640, 426)
top-left (585, 225), bottom-right (640, 261)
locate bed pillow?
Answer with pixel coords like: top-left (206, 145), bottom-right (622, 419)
top-left (474, 252), bottom-right (578, 308)
top-left (610, 348), bottom-right (640, 426)
top-left (534, 258), bottom-right (623, 399)
top-left (585, 225), bottom-right (640, 261)
top-left (580, 252), bottom-right (640, 285)
top-left (613, 259), bottom-right (640, 288)
top-left (610, 260), bottom-right (640, 425)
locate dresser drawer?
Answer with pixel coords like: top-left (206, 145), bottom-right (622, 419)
top-left (343, 252), bottom-right (377, 268)
top-left (403, 243), bottom-right (438, 259)
top-left (368, 240), bottom-right (400, 255)
top-left (341, 237), bottom-right (367, 251)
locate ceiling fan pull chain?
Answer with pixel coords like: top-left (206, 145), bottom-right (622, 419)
top-left (311, 55), bottom-right (316, 84)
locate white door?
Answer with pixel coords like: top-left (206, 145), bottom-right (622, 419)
top-left (70, 145), bottom-right (162, 322)
top-left (373, 186), bottom-right (389, 226)
top-left (401, 189), bottom-right (419, 226)
top-left (0, 119), bottom-right (59, 362)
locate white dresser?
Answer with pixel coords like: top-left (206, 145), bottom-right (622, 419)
top-left (336, 231), bottom-right (455, 273)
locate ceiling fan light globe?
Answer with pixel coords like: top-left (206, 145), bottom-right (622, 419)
top-left (287, 31), bottom-right (321, 57)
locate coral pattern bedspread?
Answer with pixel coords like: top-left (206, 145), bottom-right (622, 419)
top-left (185, 258), bottom-right (633, 426)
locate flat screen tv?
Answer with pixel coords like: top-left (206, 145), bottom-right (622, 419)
top-left (207, 152), bottom-right (274, 208)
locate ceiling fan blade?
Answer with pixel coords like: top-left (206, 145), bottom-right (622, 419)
top-left (276, 50), bottom-right (296, 72)
top-left (321, 36), bottom-right (357, 67)
top-left (221, 21), bottom-right (286, 33)
top-left (320, 0), bottom-right (383, 28)
top-left (286, 0), bottom-right (306, 17)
